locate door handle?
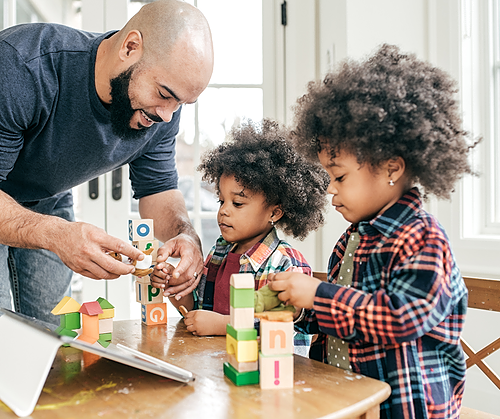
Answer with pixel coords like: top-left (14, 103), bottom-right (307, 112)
top-left (89, 178), bottom-right (99, 199)
top-left (112, 167), bottom-right (122, 201)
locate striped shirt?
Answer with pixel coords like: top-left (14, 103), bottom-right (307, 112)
top-left (296, 188), bottom-right (467, 419)
top-left (196, 228), bottom-right (312, 352)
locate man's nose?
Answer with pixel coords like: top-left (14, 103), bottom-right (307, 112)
top-left (156, 102), bottom-right (181, 123)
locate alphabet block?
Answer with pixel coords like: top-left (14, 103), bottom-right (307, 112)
top-left (230, 286), bottom-right (254, 308)
top-left (128, 219), bottom-right (154, 241)
top-left (136, 282), bottom-right (163, 304)
top-left (227, 353), bottom-right (258, 373)
top-left (132, 239), bottom-right (159, 262)
top-left (259, 352), bottom-right (293, 390)
top-left (230, 273), bottom-right (255, 289)
top-left (141, 302), bottom-right (167, 325)
top-left (230, 306), bottom-right (254, 329)
top-left (226, 333), bottom-right (258, 362)
top-left (260, 319), bottom-right (294, 356)
top-left (223, 362), bottom-right (259, 386)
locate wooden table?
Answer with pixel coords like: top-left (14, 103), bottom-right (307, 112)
top-left (0, 319), bottom-right (390, 419)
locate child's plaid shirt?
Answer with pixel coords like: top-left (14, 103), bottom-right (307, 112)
top-left (196, 228), bottom-right (312, 351)
top-left (296, 188), bottom-right (467, 419)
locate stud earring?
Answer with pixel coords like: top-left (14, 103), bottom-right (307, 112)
top-left (270, 219), bottom-right (275, 226)
top-left (389, 179), bottom-right (395, 186)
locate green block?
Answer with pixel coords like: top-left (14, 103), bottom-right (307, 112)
top-left (223, 362), bottom-right (259, 386)
top-left (55, 326), bottom-right (78, 338)
top-left (62, 312), bottom-right (81, 330)
top-left (98, 332), bottom-right (112, 348)
top-left (97, 297), bottom-right (114, 309)
top-left (230, 286), bottom-right (254, 308)
top-left (226, 323), bottom-right (257, 341)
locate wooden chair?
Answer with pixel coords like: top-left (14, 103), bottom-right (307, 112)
top-left (312, 273), bottom-right (500, 418)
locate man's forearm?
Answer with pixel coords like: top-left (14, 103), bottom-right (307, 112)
top-left (0, 190), bottom-right (65, 251)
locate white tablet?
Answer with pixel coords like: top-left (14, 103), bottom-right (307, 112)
top-left (0, 308), bottom-right (194, 418)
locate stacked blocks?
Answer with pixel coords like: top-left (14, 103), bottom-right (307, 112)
top-left (51, 296), bottom-right (115, 347)
top-left (129, 219), bottom-right (167, 325)
top-left (223, 273), bottom-right (259, 386)
top-left (257, 311), bottom-right (294, 389)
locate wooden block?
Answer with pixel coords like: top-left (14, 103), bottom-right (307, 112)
top-left (134, 274), bottom-right (151, 284)
top-left (230, 273), bottom-right (255, 289)
top-left (98, 332), bottom-right (112, 348)
top-left (55, 326), bottom-right (78, 338)
top-left (61, 312), bottom-right (81, 330)
top-left (98, 308), bottom-right (115, 320)
top-left (230, 286), bottom-right (254, 308)
top-left (96, 297), bottom-right (114, 310)
top-left (99, 317), bottom-right (113, 334)
top-left (226, 333), bottom-right (258, 362)
top-left (136, 282), bottom-right (163, 304)
top-left (227, 353), bottom-right (258, 372)
top-left (129, 219), bottom-right (154, 241)
top-left (259, 352), bottom-right (293, 390)
top-left (79, 301), bottom-right (103, 316)
top-left (260, 319), bottom-right (294, 356)
top-left (230, 306), bottom-right (254, 329)
top-left (179, 305), bottom-right (189, 317)
top-left (141, 302), bottom-right (167, 325)
top-left (51, 296), bottom-right (81, 315)
top-left (77, 313), bottom-right (100, 344)
top-left (132, 239), bottom-right (159, 262)
top-left (226, 323), bottom-right (257, 341)
top-left (223, 362), bottom-right (259, 386)
top-left (255, 311), bottom-right (294, 322)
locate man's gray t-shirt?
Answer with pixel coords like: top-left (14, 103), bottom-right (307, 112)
top-left (0, 23), bottom-right (180, 208)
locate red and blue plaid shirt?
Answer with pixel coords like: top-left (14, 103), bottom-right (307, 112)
top-left (296, 188), bottom-right (467, 419)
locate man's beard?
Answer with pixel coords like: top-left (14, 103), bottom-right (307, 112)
top-left (109, 65), bottom-right (151, 140)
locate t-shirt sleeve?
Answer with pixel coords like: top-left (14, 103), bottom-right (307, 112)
top-left (128, 109), bottom-right (181, 199)
top-left (0, 41), bottom-right (38, 183)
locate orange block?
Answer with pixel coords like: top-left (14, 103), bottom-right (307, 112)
top-left (141, 303), bottom-right (167, 325)
top-left (77, 313), bottom-right (100, 344)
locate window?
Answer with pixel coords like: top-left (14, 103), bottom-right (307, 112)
top-left (0, 0), bottom-right (44, 29)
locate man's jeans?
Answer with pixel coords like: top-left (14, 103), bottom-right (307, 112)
top-left (0, 204), bottom-right (74, 325)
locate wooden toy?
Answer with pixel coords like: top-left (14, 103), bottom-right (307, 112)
top-left (230, 273), bottom-right (254, 289)
top-left (259, 319), bottom-right (294, 356)
top-left (179, 305), bottom-right (189, 316)
top-left (226, 333), bottom-right (258, 363)
top-left (230, 306), bottom-right (254, 329)
top-left (141, 302), bottom-right (167, 326)
top-left (226, 323), bottom-right (257, 341)
top-left (51, 296), bottom-right (81, 315)
top-left (136, 282), bottom-right (163, 304)
top-left (258, 353), bottom-right (293, 389)
top-left (97, 297), bottom-right (115, 320)
top-left (132, 239), bottom-right (160, 262)
top-left (230, 286), bottom-right (254, 308)
top-left (227, 353), bottom-right (258, 373)
top-left (99, 318), bottom-right (113, 334)
top-left (129, 219), bottom-right (154, 241)
top-left (77, 302), bottom-right (103, 344)
top-left (223, 362), bottom-right (259, 386)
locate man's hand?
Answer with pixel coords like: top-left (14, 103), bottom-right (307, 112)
top-left (183, 310), bottom-right (228, 336)
top-left (268, 272), bottom-right (322, 309)
top-left (154, 233), bottom-right (204, 299)
top-left (52, 221), bottom-right (144, 280)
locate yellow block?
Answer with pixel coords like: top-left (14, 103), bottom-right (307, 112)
top-left (226, 334), bottom-right (258, 362)
top-left (98, 308), bottom-right (115, 319)
top-left (51, 296), bottom-right (81, 315)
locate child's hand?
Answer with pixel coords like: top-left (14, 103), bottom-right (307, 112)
top-left (183, 310), bottom-right (228, 336)
top-left (268, 272), bottom-right (321, 309)
top-left (150, 262), bottom-right (175, 292)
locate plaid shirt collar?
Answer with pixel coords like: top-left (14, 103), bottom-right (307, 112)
top-left (357, 187), bottom-right (422, 238)
top-left (212, 227), bottom-right (282, 272)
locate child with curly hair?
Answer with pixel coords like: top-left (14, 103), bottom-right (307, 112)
top-left (268, 45), bottom-right (475, 418)
top-left (151, 119), bottom-right (328, 352)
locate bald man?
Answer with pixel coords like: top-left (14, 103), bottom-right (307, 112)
top-left (0, 0), bottom-right (213, 324)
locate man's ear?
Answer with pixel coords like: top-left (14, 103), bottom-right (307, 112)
top-left (386, 156), bottom-right (406, 183)
top-left (118, 30), bottom-right (144, 63)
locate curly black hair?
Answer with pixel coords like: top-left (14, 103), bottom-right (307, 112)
top-left (292, 44), bottom-right (477, 199)
top-left (197, 119), bottom-right (329, 240)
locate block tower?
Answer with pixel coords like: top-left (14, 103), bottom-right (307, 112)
top-left (129, 219), bottom-right (167, 325)
top-left (256, 311), bottom-right (294, 389)
top-left (223, 273), bottom-right (259, 386)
